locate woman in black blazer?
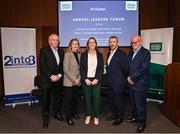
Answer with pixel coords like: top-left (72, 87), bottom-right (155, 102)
top-left (80, 37), bottom-right (104, 125)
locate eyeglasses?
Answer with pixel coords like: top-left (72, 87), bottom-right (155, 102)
top-left (131, 40), bottom-right (139, 45)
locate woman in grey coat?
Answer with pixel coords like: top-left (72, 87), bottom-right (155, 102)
top-left (63, 38), bottom-right (81, 126)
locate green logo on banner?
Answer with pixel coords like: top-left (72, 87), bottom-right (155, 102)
top-left (150, 42), bottom-right (162, 51)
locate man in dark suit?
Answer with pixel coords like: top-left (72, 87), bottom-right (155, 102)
top-left (106, 36), bottom-right (128, 126)
top-left (39, 34), bottom-right (64, 128)
top-left (127, 35), bottom-right (151, 133)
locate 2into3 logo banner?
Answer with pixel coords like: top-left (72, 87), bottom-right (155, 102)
top-left (4, 55), bottom-right (36, 68)
top-left (1, 27), bottom-right (37, 105)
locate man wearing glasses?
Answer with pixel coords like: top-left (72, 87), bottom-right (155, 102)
top-left (127, 35), bottom-right (151, 133)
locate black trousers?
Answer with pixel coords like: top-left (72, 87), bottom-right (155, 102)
top-left (63, 86), bottom-right (80, 120)
top-left (107, 84), bottom-right (125, 119)
top-left (41, 81), bottom-right (63, 120)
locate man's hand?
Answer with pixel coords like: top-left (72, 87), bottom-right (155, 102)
top-left (50, 75), bottom-right (57, 82)
top-left (54, 75), bottom-right (60, 81)
top-left (50, 75), bottom-right (60, 82)
top-left (127, 76), bottom-right (134, 85)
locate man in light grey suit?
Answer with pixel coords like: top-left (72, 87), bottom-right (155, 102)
top-left (63, 38), bottom-right (81, 126)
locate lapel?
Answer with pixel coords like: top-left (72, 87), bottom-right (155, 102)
top-left (69, 51), bottom-right (79, 66)
top-left (129, 51), bottom-right (134, 61)
top-left (57, 47), bottom-right (62, 63)
top-left (108, 48), bottom-right (119, 66)
top-left (106, 52), bottom-right (110, 65)
top-left (132, 47), bottom-right (144, 62)
top-left (112, 48), bottom-right (119, 59)
top-left (78, 53), bottom-right (81, 63)
top-left (48, 46), bottom-right (58, 65)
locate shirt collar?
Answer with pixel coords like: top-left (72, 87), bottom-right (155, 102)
top-left (50, 46), bottom-right (58, 51)
top-left (133, 46), bottom-right (142, 53)
top-left (111, 47), bottom-right (118, 54)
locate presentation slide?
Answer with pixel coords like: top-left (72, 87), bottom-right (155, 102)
top-left (58, 0), bottom-right (139, 47)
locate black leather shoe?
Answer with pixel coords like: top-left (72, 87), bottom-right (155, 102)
top-left (112, 118), bottom-right (123, 126)
top-left (72, 113), bottom-right (80, 120)
top-left (106, 115), bottom-right (117, 121)
top-left (136, 125), bottom-right (146, 133)
top-left (42, 119), bottom-right (49, 128)
top-left (66, 119), bottom-right (74, 126)
top-left (126, 118), bottom-right (136, 123)
top-left (54, 114), bottom-right (64, 121)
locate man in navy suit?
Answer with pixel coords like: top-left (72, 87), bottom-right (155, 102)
top-left (106, 36), bottom-right (129, 126)
top-left (127, 35), bottom-right (151, 133)
top-left (39, 34), bottom-right (64, 128)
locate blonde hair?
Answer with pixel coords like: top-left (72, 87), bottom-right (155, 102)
top-left (67, 38), bottom-right (80, 52)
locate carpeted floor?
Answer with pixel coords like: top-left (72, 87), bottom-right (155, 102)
top-left (0, 96), bottom-right (179, 133)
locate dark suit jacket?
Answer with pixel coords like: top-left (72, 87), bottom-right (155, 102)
top-left (128, 46), bottom-right (151, 90)
top-left (80, 50), bottom-right (104, 83)
top-left (39, 46), bottom-right (64, 86)
top-left (106, 48), bottom-right (129, 86)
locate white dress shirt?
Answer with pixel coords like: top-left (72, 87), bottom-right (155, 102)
top-left (107, 47), bottom-right (118, 65)
top-left (51, 47), bottom-right (60, 65)
top-left (50, 47), bottom-right (62, 78)
top-left (132, 46), bottom-right (142, 60)
top-left (87, 53), bottom-right (97, 78)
